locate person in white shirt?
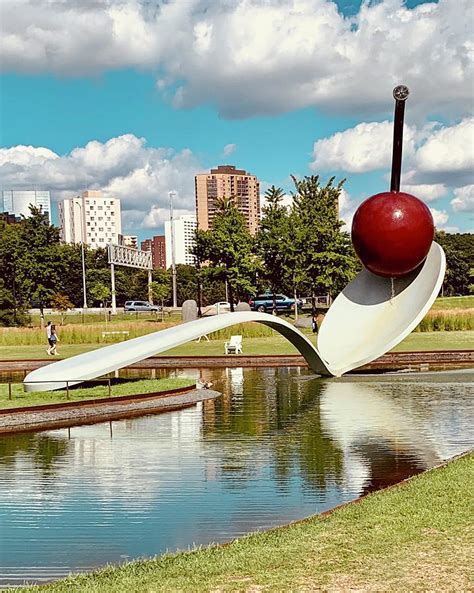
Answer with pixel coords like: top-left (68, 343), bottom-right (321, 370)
top-left (46, 321), bottom-right (54, 355)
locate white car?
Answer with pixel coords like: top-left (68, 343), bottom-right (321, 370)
top-left (204, 301), bottom-right (231, 315)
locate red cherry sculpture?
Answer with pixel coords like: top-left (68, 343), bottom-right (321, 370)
top-left (351, 191), bottom-right (434, 277)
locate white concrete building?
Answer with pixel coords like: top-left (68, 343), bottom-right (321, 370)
top-left (2, 190), bottom-right (51, 222)
top-left (59, 190), bottom-right (121, 249)
top-left (165, 214), bottom-right (197, 266)
top-left (122, 235), bottom-right (138, 249)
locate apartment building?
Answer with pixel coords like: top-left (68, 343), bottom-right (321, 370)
top-left (2, 190), bottom-right (51, 222)
top-left (195, 165), bottom-right (260, 235)
top-left (59, 190), bottom-right (121, 248)
top-left (141, 235), bottom-right (167, 269)
top-left (121, 235), bottom-right (138, 249)
top-left (165, 214), bottom-right (197, 266)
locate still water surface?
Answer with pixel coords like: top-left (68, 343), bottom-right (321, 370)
top-left (0, 367), bottom-right (473, 587)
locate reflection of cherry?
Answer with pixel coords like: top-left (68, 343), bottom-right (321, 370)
top-left (351, 191), bottom-right (434, 277)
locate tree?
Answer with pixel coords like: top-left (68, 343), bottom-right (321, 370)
top-left (290, 175), bottom-right (357, 312)
top-left (257, 186), bottom-right (290, 314)
top-left (89, 282), bottom-right (111, 307)
top-left (0, 219), bottom-right (29, 326)
top-left (50, 293), bottom-right (75, 325)
top-left (190, 229), bottom-right (213, 316)
top-left (435, 231), bottom-right (473, 295)
top-left (12, 206), bottom-right (63, 323)
top-left (150, 280), bottom-right (170, 321)
top-left (195, 197), bottom-right (257, 311)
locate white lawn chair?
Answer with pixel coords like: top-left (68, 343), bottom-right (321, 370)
top-left (225, 335), bottom-right (242, 354)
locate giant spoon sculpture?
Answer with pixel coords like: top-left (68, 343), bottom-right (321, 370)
top-left (25, 86), bottom-right (445, 391)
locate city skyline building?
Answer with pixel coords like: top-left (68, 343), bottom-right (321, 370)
top-left (2, 190), bottom-right (51, 222)
top-left (195, 165), bottom-right (260, 235)
top-left (141, 235), bottom-right (167, 269)
top-left (121, 235), bottom-right (138, 249)
top-left (164, 214), bottom-right (197, 266)
top-left (59, 190), bottom-right (122, 248)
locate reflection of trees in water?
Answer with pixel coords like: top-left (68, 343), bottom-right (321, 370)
top-left (201, 367), bottom-right (344, 492)
top-left (0, 432), bottom-right (70, 477)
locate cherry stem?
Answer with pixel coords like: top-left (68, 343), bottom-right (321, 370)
top-left (390, 97), bottom-right (406, 193)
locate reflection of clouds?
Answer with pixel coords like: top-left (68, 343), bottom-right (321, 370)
top-left (3, 407), bottom-right (205, 509)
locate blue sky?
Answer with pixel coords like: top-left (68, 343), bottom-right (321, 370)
top-left (0, 0), bottom-right (472, 240)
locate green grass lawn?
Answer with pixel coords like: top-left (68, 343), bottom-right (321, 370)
top-left (15, 453), bottom-right (473, 593)
top-left (0, 378), bottom-right (194, 409)
top-left (0, 330), bottom-right (472, 361)
top-left (432, 295), bottom-right (474, 309)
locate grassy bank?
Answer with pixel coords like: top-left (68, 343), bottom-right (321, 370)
top-left (0, 330), bottom-right (472, 361)
top-left (0, 378), bottom-right (194, 409)
top-left (431, 295), bottom-right (474, 309)
top-left (15, 453), bottom-right (473, 592)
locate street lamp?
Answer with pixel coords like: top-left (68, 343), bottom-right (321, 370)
top-left (168, 191), bottom-right (177, 308)
top-left (75, 200), bottom-right (88, 309)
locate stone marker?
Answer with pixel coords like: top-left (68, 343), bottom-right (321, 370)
top-left (235, 302), bottom-right (251, 312)
top-left (182, 299), bottom-right (198, 322)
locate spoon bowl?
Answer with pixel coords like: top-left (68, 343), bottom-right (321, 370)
top-left (318, 242), bottom-right (445, 376)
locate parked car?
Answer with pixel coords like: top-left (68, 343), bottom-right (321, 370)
top-left (124, 301), bottom-right (160, 312)
top-left (249, 294), bottom-right (303, 313)
top-left (203, 301), bottom-right (232, 315)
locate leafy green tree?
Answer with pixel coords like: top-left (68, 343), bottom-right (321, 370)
top-left (14, 207), bottom-right (63, 321)
top-left (89, 282), bottom-right (111, 307)
top-left (257, 185), bottom-right (290, 313)
top-left (0, 219), bottom-right (29, 325)
top-left (195, 197), bottom-right (257, 311)
top-left (435, 231), bottom-right (473, 295)
top-left (190, 230), bottom-right (214, 315)
top-left (50, 293), bottom-right (75, 325)
top-left (150, 279), bottom-right (170, 321)
top-left (290, 175), bottom-right (357, 312)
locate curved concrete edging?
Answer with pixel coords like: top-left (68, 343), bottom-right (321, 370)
top-left (0, 388), bottom-right (221, 435)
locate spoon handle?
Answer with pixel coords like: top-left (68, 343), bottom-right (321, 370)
top-left (390, 85), bottom-right (410, 192)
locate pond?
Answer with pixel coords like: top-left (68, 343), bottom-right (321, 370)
top-left (0, 367), bottom-right (473, 587)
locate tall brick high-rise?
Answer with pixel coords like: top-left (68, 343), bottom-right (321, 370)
top-left (195, 165), bottom-right (260, 235)
top-left (141, 235), bottom-right (166, 269)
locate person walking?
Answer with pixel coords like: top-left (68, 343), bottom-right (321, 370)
top-left (46, 321), bottom-right (54, 355)
top-left (49, 324), bottom-right (59, 355)
top-left (311, 313), bottom-right (319, 334)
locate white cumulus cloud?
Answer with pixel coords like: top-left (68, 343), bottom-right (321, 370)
top-left (400, 183), bottom-right (448, 202)
top-left (311, 118), bottom-right (474, 194)
top-left (1, 0), bottom-right (472, 119)
top-left (0, 135), bottom-right (202, 230)
top-left (451, 185), bottom-right (474, 212)
top-left (429, 207), bottom-right (449, 227)
top-left (311, 121), bottom-right (417, 173)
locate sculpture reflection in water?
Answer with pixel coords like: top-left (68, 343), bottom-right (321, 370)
top-left (319, 379), bottom-right (473, 495)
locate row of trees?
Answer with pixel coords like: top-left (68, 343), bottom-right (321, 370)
top-left (0, 208), bottom-right (227, 326)
top-left (193, 176), bottom-right (358, 313)
top-left (1, 176), bottom-right (472, 326)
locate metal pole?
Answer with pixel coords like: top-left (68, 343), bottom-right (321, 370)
top-left (169, 191), bottom-right (177, 308)
top-left (390, 85), bottom-right (410, 192)
top-left (110, 261), bottom-right (117, 315)
top-left (77, 200), bottom-right (88, 309)
top-left (148, 269), bottom-right (153, 304)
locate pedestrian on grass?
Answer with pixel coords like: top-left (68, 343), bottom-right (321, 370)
top-left (46, 321), bottom-right (54, 355)
top-left (49, 324), bottom-right (59, 355)
top-left (311, 313), bottom-right (319, 334)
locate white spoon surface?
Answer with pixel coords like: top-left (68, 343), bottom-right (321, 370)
top-left (318, 242), bottom-right (446, 376)
top-left (23, 243), bottom-right (445, 391)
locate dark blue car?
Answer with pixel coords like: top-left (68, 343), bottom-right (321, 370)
top-left (249, 294), bottom-right (302, 313)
